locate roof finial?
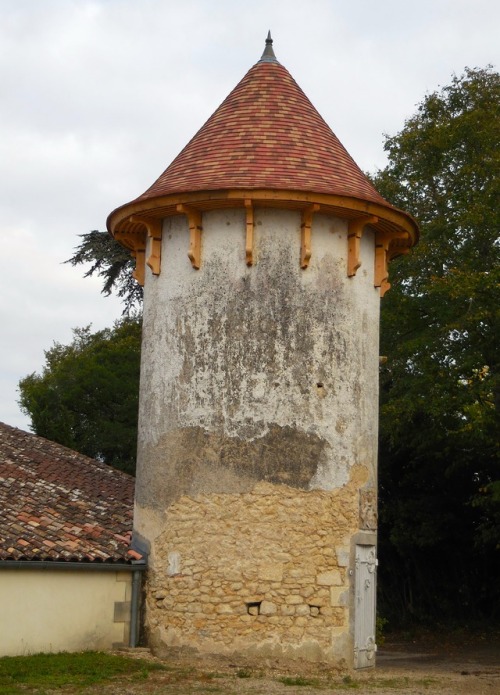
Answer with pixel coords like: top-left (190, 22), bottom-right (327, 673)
top-left (260, 30), bottom-right (278, 63)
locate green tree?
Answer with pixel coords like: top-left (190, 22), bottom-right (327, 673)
top-left (374, 67), bottom-right (500, 625)
top-left (66, 230), bottom-right (143, 314)
top-left (19, 318), bottom-right (142, 475)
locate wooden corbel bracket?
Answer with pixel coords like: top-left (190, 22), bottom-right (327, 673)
top-left (374, 233), bottom-right (392, 297)
top-left (375, 232), bottom-right (410, 297)
top-left (347, 216), bottom-right (378, 277)
top-left (301, 204), bottom-right (320, 269)
top-left (177, 204), bottom-right (202, 269)
top-left (244, 199), bottom-right (254, 266)
top-left (130, 217), bottom-right (162, 276)
top-left (146, 220), bottom-right (162, 276)
top-left (132, 248), bottom-right (146, 286)
top-left (115, 228), bottom-right (147, 287)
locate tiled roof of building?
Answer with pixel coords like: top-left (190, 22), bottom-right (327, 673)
top-left (134, 51), bottom-right (386, 205)
top-left (0, 422), bottom-right (141, 564)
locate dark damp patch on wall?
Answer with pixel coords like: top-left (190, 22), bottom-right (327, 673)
top-left (135, 424), bottom-right (330, 510)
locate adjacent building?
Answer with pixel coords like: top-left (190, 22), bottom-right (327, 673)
top-left (0, 422), bottom-right (144, 656)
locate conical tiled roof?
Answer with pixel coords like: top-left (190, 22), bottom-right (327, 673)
top-left (107, 37), bottom-right (417, 247)
top-left (135, 52), bottom-right (385, 205)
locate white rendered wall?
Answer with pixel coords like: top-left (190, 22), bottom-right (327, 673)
top-left (0, 569), bottom-right (132, 656)
top-left (134, 207), bottom-right (380, 546)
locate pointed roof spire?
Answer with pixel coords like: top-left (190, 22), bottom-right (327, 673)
top-left (260, 30), bottom-right (278, 63)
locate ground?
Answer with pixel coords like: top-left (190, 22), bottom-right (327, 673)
top-left (100, 633), bottom-right (499, 694)
top-left (2, 634), bottom-right (498, 694)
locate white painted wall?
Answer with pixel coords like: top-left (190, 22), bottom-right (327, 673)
top-left (0, 569), bottom-right (132, 656)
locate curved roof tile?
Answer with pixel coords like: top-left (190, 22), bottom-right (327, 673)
top-left (0, 422), bottom-right (141, 564)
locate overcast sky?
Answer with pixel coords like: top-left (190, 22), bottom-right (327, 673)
top-left (1, 0), bottom-right (499, 430)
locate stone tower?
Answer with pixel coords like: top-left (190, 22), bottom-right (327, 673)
top-left (107, 35), bottom-right (417, 668)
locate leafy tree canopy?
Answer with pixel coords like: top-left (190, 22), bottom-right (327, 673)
top-left (19, 318), bottom-right (142, 475)
top-left (374, 67), bottom-right (500, 625)
top-left (66, 230), bottom-right (143, 315)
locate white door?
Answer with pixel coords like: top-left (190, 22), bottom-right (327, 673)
top-left (354, 544), bottom-right (377, 668)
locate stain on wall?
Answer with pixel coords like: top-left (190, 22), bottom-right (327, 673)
top-left (136, 424), bottom-right (330, 511)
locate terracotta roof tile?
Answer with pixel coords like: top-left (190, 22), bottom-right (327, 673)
top-left (127, 55), bottom-right (388, 207)
top-left (0, 422), bottom-right (141, 564)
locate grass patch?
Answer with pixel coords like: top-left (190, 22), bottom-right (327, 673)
top-left (0, 651), bottom-right (165, 693)
top-left (415, 677), bottom-right (439, 688)
top-left (236, 668), bottom-right (253, 678)
top-left (279, 675), bottom-right (320, 687)
top-left (339, 674), bottom-right (360, 688)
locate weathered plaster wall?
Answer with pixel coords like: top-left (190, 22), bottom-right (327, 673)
top-left (136, 208), bottom-right (379, 539)
top-left (135, 207), bottom-right (380, 662)
top-left (0, 569), bottom-right (132, 656)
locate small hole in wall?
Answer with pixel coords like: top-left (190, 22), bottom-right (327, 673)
top-left (309, 605), bottom-right (321, 617)
top-left (246, 601), bottom-right (262, 616)
top-left (316, 383), bottom-right (327, 399)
